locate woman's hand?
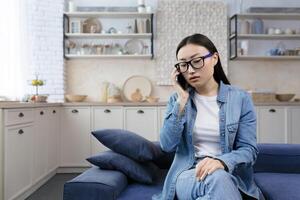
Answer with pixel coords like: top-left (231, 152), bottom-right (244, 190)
top-left (171, 68), bottom-right (189, 114)
top-left (195, 157), bottom-right (225, 181)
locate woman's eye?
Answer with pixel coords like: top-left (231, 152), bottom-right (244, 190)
top-left (179, 63), bottom-right (187, 67)
top-left (192, 59), bottom-right (201, 63)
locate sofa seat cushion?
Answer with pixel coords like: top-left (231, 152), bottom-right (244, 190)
top-left (117, 169), bottom-right (168, 200)
top-left (254, 172), bottom-right (300, 200)
top-left (64, 167), bottom-right (128, 200)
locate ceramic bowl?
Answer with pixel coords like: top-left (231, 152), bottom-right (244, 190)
top-left (275, 93), bottom-right (295, 102)
top-left (65, 94), bottom-right (87, 102)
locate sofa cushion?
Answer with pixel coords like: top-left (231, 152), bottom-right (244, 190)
top-left (64, 167), bottom-right (127, 200)
top-left (117, 169), bottom-right (168, 200)
top-left (254, 172), bottom-right (300, 200)
top-left (92, 129), bottom-right (164, 162)
top-left (86, 151), bottom-right (158, 184)
top-left (255, 144), bottom-right (300, 173)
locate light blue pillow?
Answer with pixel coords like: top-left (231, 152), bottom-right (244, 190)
top-left (86, 151), bottom-right (158, 184)
top-left (92, 129), bottom-right (164, 162)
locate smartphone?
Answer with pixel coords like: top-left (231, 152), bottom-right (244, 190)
top-left (176, 73), bottom-right (188, 90)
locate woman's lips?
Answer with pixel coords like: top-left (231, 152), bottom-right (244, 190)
top-left (189, 76), bottom-right (200, 82)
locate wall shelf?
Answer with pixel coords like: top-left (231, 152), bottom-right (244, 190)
top-left (65, 33), bottom-right (152, 39)
top-left (231, 55), bottom-right (300, 60)
top-left (64, 12), bottom-right (153, 18)
top-left (65, 54), bottom-right (153, 59)
top-left (63, 11), bottom-right (154, 59)
top-left (229, 13), bottom-right (300, 60)
top-left (229, 34), bottom-right (300, 40)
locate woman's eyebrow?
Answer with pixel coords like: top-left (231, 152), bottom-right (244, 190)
top-left (178, 53), bottom-right (202, 61)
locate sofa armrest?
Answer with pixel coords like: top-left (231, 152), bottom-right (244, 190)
top-left (64, 167), bottom-right (128, 200)
top-left (254, 143), bottom-right (300, 173)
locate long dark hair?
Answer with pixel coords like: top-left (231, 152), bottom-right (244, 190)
top-left (175, 33), bottom-right (230, 89)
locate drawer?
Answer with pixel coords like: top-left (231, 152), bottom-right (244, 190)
top-left (4, 109), bottom-right (34, 126)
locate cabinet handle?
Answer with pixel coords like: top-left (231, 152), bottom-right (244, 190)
top-left (40, 111), bottom-right (44, 115)
top-left (53, 110), bottom-right (56, 114)
top-left (18, 112), bottom-right (24, 118)
top-left (137, 110), bottom-right (144, 114)
top-left (269, 109), bottom-right (276, 113)
top-left (104, 109), bottom-right (111, 113)
top-left (18, 129), bottom-right (24, 135)
top-left (71, 109), bottom-right (79, 113)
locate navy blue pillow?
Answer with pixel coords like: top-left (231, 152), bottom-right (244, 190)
top-left (86, 151), bottom-right (158, 184)
top-left (92, 129), bottom-right (164, 162)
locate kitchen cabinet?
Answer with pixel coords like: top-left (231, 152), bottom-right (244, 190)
top-left (91, 106), bottom-right (123, 154)
top-left (60, 107), bottom-right (91, 167)
top-left (4, 125), bottom-right (34, 200)
top-left (229, 13), bottom-right (300, 60)
top-left (47, 107), bottom-right (60, 173)
top-left (256, 106), bottom-right (288, 143)
top-left (290, 107), bottom-right (300, 144)
top-left (124, 107), bottom-right (158, 141)
top-left (3, 108), bottom-right (35, 200)
top-left (33, 108), bottom-right (50, 183)
top-left (63, 12), bottom-right (154, 59)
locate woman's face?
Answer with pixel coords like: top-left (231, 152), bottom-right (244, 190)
top-left (176, 44), bottom-right (218, 89)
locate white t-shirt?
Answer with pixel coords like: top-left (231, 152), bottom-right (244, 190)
top-left (192, 93), bottom-right (221, 158)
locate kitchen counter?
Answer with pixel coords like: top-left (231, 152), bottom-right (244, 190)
top-left (1, 101), bottom-right (300, 109)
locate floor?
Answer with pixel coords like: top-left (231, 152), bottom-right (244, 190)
top-left (25, 173), bottom-right (79, 200)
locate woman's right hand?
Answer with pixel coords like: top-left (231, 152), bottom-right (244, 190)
top-left (171, 68), bottom-right (189, 114)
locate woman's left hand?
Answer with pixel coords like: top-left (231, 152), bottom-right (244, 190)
top-left (195, 157), bottom-right (224, 181)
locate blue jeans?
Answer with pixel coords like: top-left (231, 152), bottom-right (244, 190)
top-left (175, 159), bottom-right (242, 200)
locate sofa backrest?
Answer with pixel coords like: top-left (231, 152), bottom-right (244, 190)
top-left (153, 142), bottom-right (300, 174)
top-left (254, 143), bottom-right (300, 174)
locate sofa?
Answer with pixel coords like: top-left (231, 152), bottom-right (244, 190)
top-left (64, 143), bottom-right (300, 200)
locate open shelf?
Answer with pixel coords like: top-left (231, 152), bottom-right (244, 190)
top-left (229, 34), bottom-right (300, 40)
top-left (65, 33), bottom-right (152, 39)
top-left (231, 55), bottom-right (300, 60)
top-left (235, 13), bottom-right (300, 20)
top-left (65, 54), bottom-right (153, 59)
top-left (64, 12), bottom-right (153, 18)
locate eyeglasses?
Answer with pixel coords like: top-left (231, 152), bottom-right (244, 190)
top-left (174, 52), bottom-right (213, 73)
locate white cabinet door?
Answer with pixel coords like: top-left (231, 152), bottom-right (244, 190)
top-left (257, 106), bottom-right (288, 143)
top-left (124, 107), bottom-right (158, 141)
top-left (157, 106), bottom-right (167, 140)
top-left (61, 107), bottom-right (91, 167)
top-left (290, 107), bottom-right (300, 144)
top-left (33, 108), bottom-right (50, 183)
top-left (5, 124), bottom-right (34, 200)
top-left (47, 107), bottom-right (60, 172)
top-left (91, 107), bottom-right (123, 154)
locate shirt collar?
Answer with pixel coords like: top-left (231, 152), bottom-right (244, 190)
top-left (188, 80), bottom-right (229, 103)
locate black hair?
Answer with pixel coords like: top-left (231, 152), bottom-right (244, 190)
top-left (175, 33), bottom-right (230, 89)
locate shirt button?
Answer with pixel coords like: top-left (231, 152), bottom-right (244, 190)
top-left (221, 118), bottom-right (224, 121)
top-left (221, 133), bottom-right (225, 136)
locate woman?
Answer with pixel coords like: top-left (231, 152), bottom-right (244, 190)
top-left (152, 34), bottom-right (264, 200)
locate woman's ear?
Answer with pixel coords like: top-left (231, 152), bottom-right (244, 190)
top-left (213, 53), bottom-right (219, 66)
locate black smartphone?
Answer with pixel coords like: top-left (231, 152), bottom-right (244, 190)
top-left (176, 73), bottom-right (188, 90)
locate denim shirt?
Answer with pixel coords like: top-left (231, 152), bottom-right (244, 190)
top-left (152, 81), bottom-right (264, 200)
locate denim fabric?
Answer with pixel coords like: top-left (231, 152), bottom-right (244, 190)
top-left (152, 81), bottom-right (265, 200)
top-left (176, 168), bottom-right (242, 200)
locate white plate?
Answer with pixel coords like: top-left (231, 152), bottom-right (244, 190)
top-left (122, 75), bottom-right (152, 102)
top-left (124, 39), bottom-right (144, 54)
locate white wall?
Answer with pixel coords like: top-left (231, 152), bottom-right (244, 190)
top-left (66, 0), bottom-right (300, 102)
top-left (26, 0), bottom-right (65, 102)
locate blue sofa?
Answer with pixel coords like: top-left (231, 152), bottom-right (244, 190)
top-left (64, 143), bottom-right (300, 200)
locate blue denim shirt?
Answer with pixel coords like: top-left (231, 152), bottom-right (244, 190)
top-left (152, 81), bottom-right (264, 200)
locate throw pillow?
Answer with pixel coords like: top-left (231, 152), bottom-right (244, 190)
top-left (92, 129), bottom-right (164, 162)
top-left (86, 151), bottom-right (158, 184)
